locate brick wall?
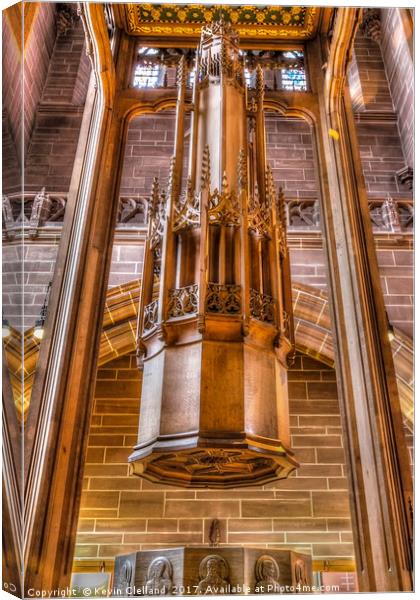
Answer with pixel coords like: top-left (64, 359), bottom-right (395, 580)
top-left (24, 105), bottom-right (85, 191)
top-left (108, 244), bottom-right (144, 289)
top-left (376, 245), bottom-right (413, 337)
top-left (265, 114), bottom-right (318, 201)
top-left (2, 4), bottom-right (57, 160)
top-left (2, 110), bottom-right (20, 194)
top-left (24, 19), bottom-right (90, 192)
top-left (2, 243), bottom-right (57, 331)
top-left (120, 113), bottom-right (177, 197)
top-left (348, 31), bottom-right (393, 112)
top-left (2, 10), bottom-right (22, 163)
top-left (41, 19), bottom-right (89, 106)
top-left (356, 120), bottom-right (411, 199)
top-left (3, 15), bottom-right (93, 331)
top-left (23, 3), bottom-right (57, 153)
top-left (75, 352), bottom-right (353, 563)
top-left (380, 8), bottom-right (414, 167)
top-left (2, 238), bottom-right (145, 331)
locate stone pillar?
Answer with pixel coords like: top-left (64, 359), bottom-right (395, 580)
top-left (23, 4), bottom-right (123, 593)
top-left (309, 8), bottom-right (413, 591)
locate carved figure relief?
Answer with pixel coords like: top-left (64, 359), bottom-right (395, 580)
top-left (208, 519), bottom-right (221, 547)
top-left (145, 557), bottom-right (173, 595)
top-left (254, 555), bottom-right (281, 593)
top-left (294, 558), bottom-right (309, 587)
top-left (115, 558), bottom-right (134, 596)
top-left (197, 554), bottom-right (229, 595)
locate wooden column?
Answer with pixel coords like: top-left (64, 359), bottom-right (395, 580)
top-left (23, 5), bottom-right (124, 593)
top-left (310, 8), bottom-right (413, 592)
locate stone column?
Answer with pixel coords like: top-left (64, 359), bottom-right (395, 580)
top-left (23, 4), bottom-right (124, 593)
top-left (309, 8), bottom-right (413, 591)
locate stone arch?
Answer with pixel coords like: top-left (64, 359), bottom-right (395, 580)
top-left (9, 280), bottom-right (412, 430)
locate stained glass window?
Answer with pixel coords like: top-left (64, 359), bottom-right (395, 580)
top-left (244, 68), bottom-right (256, 87)
top-left (280, 67), bottom-right (307, 91)
top-left (133, 63), bottom-right (163, 88)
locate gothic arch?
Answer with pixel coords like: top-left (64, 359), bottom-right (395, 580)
top-left (9, 279), bottom-right (412, 429)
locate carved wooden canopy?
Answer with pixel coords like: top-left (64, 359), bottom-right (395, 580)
top-left (116, 4), bottom-right (321, 41)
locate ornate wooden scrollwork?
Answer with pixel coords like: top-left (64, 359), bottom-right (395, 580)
top-left (173, 178), bottom-right (201, 232)
top-left (250, 289), bottom-right (276, 323)
top-left (205, 283), bottom-right (241, 315)
top-left (143, 299), bottom-right (159, 332)
top-left (247, 184), bottom-right (272, 237)
top-left (208, 173), bottom-right (241, 227)
top-left (168, 284), bottom-right (199, 318)
top-left (149, 178), bottom-right (167, 249)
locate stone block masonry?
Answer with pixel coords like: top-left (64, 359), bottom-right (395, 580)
top-left (380, 8), bottom-right (413, 168)
top-left (75, 353), bottom-right (354, 563)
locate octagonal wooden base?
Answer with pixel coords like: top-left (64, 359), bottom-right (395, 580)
top-left (129, 435), bottom-right (298, 488)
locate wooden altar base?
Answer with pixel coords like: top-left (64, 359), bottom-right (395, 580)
top-left (112, 546), bottom-right (313, 595)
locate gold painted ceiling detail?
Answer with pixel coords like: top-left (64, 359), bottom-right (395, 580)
top-left (123, 4), bottom-right (319, 39)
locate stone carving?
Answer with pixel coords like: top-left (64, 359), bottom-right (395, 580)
top-left (201, 146), bottom-right (211, 190)
top-left (249, 289), bottom-right (275, 323)
top-left (118, 197), bottom-right (147, 224)
top-left (208, 173), bottom-right (241, 227)
top-left (205, 283), bottom-right (241, 315)
top-left (248, 183), bottom-right (272, 237)
top-left (275, 187), bottom-right (288, 257)
top-left (168, 284), bottom-right (199, 318)
top-left (381, 197), bottom-right (401, 232)
top-left (143, 299), bottom-right (159, 333)
top-left (197, 554), bottom-right (229, 595)
top-left (173, 178), bottom-right (201, 232)
top-left (208, 519), bottom-right (221, 547)
top-left (29, 188), bottom-right (52, 239)
top-left (148, 178), bottom-right (167, 249)
top-left (145, 557), bottom-right (173, 595)
top-left (396, 165), bottom-right (413, 190)
top-left (282, 310), bottom-right (292, 341)
top-left (255, 555), bottom-right (281, 593)
top-left (144, 448), bottom-right (275, 487)
top-left (2, 195), bottom-right (15, 240)
top-left (237, 149), bottom-right (247, 192)
top-left (198, 21), bottom-right (244, 89)
top-left (294, 558), bottom-right (309, 587)
top-left (287, 198), bottom-right (320, 228)
top-left (368, 198), bottom-right (413, 232)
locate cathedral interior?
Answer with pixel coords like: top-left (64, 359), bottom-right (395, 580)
top-left (1, 2), bottom-right (414, 596)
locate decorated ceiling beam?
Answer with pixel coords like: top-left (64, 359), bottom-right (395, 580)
top-left (116, 3), bottom-right (321, 41)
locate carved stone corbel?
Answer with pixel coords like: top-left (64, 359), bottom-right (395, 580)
top-left (2, 194), bottom-right (15, 240)
top-left (396, 165), bottom-right (413, 190)
top-left (56, 3), bottom-right (79, 37)
top-left (360, 8), bottom-right (381, 44)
